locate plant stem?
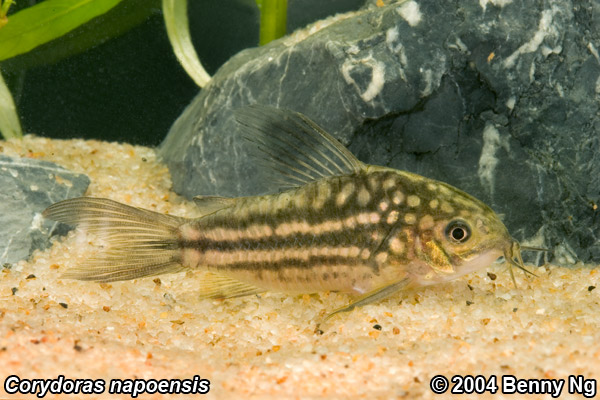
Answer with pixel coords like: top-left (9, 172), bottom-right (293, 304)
top-left (257, 0), bottom-right (287, 46)
top-left (0, 0), bottom-right (16, 29)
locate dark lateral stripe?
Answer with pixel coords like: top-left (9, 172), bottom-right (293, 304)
top-left (201, 254), bottom-right (369, 271)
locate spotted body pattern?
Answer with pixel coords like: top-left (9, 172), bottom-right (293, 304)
top-left (43, 105), bottom-right (527, 325)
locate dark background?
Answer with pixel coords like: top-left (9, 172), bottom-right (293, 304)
top-left (1, 0), bottom-right (364, 145)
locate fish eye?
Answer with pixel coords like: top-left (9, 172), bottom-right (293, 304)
top-left (445, 220), bottom-right (471, 244)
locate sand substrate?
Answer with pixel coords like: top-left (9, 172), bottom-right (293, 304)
top-left (0, 136), bottom-right (598, 400)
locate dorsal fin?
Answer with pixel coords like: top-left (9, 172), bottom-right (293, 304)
top-left (193, 195), bottom-right (236, 215)
top-left (235, 105), bottom-right (364, 190)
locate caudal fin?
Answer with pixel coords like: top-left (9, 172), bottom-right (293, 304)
top-left (43, 197), bottom-right (188, 282)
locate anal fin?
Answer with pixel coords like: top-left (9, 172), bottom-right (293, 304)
top-left (198, 272), bottom-right (266, 299)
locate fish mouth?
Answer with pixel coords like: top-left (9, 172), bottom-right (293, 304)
top-left (504, 239), bottom-right (537, 285)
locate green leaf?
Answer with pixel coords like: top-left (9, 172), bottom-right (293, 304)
top-left (0, 68), bottom-right (22, 139)
top-left (0, 0), bottom-right (123, 62)
top-left (1, 0), bottom-right (159, 72)
top-left (162, 0), bottom-right (210, 88)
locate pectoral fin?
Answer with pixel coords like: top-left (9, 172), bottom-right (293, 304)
top-left (316, 278), bottom-right (411, 333)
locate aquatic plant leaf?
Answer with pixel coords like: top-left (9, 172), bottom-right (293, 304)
top-left (1, 0), bottom-right (159, 72)
top-left (162, 0), bottom-right (211, 88)
top-left (0, 0), bottom-right (123, 61)
top-left (0, 69), bottom-right (21, 139)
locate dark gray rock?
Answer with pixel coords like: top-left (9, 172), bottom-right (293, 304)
top-left (160, 0), bottom-right (600, 264)
top-left (0, 156), bottom-right (90, 265)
